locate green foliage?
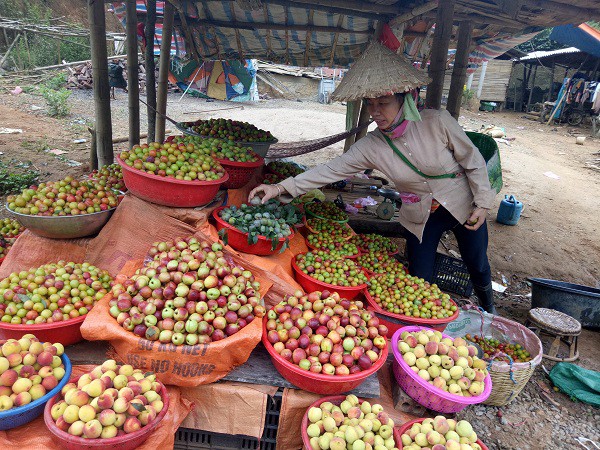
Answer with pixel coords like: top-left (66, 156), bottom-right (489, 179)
top-left (43, 72), bottom-right (68, 91)
top-left (515, 28), bottom-right (567, 53)
top-left (40, 87), bottom-right (72, 117)
top-left (462, 88), bottom-right (476, 106)
top-left (0, 160), bottom-right (39, 196)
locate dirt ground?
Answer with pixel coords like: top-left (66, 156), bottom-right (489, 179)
top-left (0, 89), bottom-right (599, 449)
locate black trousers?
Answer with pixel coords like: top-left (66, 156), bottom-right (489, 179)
top-left (405, 206), bottom-right (492, 289)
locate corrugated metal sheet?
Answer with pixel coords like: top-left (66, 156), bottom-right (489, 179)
top-left (520, 47), bottom-right (582, 61)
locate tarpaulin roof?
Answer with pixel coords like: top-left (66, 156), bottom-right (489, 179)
top-left (549, 23), bottom-right (600, 58)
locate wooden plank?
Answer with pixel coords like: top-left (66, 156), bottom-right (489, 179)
top-left (389, 0), bottom-right (438, 27)
top-left (425, 0), bottom-right (455, 109)
top-left (155, 0), bottom-right (174, 143)
top-left (88, 0), bottom-right (113, 168)
top-left (328, 15), bottom-right (344, 67)
top-left (190, 17), bottom-right (373, 35)
top-left (126, 0), bottom-right (140, 149)
top-left (224, 343), bottom-right (382, 398)
top-left (303, 10), bottom-right (314, 67)
top-left (446, 20), bottom-right (473, 119)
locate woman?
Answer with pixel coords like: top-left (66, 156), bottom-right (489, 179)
top-left (249, 44), bottom-right (497, 314)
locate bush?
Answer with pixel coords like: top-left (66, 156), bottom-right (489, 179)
top-left (43, 72), bottom-right (68, 91)
top-left (0, 161), bottom-right (39, 196)
top-left (41, 87), bottom-right (72, 117)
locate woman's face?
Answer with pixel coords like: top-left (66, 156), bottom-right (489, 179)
top-left (366, 94), bottom-right (403, 129)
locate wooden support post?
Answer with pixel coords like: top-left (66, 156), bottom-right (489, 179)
top-left (145, 0), bottom-right (157, 143)
top-left (155, 0), bottom-right (174, 143)
top-left (425, 0), bottom-right (455, 109)
top-left (526, 64), bottom-right (538, 112)
top-left (126, 0), bottom-right (140, 148)
top-left (303, 10), bottom-right (314, 67)
top-left (446, 20), bottom-right (473, 119)
top-left (355, 102), bottom-right (371, 142)
top-left (88, 0), bottom-right (113, 168)
top-left (88, 127), bottom-right (98, 171)
top-left (343, 100), bottom-right (361, 152)
top-left (328, 15), bottom-right (344, 67)
top-left (548, 61), bottom-right (556, 101)
top-left (0, 33), bottom-right (21, 69)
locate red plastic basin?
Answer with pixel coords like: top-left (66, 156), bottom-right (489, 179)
top-left (0, 314), bottom-right (87, 346)
top-left (301, 395), bottom-right (402, 450)
top-left (291, 254), bottom-right (367, 300)
top-left (363, 287), bottom-right (459, 333)
top-left (44, 375), bottom-right (169, 450)
top-left (117, 155), bottom-right (229, 207)
top-left (217, 156), bottom-right (264, 190)
top-left (212, 206), bottom-right (295, 256)
top-left (396, 418), bottom-right (489, 450)
top-left (262, 315), bottom-right (388, 395)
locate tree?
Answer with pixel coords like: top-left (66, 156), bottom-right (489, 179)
top-left (515, 28), bottom-right (567, 53)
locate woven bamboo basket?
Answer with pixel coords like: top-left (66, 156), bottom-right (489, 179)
top-left (482, 315), bottom-right (543, 406)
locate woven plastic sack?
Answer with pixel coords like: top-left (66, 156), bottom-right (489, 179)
top-left (549, 362), bottom-right (600, 407)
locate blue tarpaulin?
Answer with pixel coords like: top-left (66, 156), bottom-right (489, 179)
top-left (550, 24), bottom-right (600, 58)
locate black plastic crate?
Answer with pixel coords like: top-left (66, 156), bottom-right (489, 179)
top-left (432, 252), bottom-right (473, 297)
top-left (174, 389), bottom-right (282, 450)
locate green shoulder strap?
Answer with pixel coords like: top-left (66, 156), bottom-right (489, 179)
top-left (382, 134), bottom-right (457, 180)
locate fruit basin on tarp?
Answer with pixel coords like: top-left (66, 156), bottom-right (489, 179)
top-left (444, 309), bottom-right (543, 406)
top-left (0, 364), bottom-right (192, 449)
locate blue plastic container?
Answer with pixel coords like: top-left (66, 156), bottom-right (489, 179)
top-left (496, 195), bottom-right (523, 225)
top-left (0, 351), bottom-right (72, 431)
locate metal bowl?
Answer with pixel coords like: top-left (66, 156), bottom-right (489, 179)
top-left (5, 206), bottom-right (116, 239)
top-left (377, 188), bottom-right (400, 201)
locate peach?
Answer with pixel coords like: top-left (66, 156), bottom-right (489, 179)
top-left (447, 348), bottom-right (459, 362)
top-left (101, 425), bottom-right (118, 439)
top-left (65, 389), bottom-right (90, 407)
top-left (98, 409), bottom-right (117, 426)
top-left (89, 397), bottom-right (101, 412)
top-left (469, 381), bottom-right (484, 396)
top-left (127, 399), bottom-right (145, 417)
top-left (118, 365), bottom-right (134, 377)
top-left (456, 346), bottom-right (469, 358)
top-left (418, 369), bottom-right (430, 381)
top-left (53, 366), bottom-right (66, 381)
top-left (113, 374), bottom-right (128, 390)
top-left (38, 366), bottom-right (54, 378)
top-left (42, 375), bottom-right (59, 391)
top-left (77, 374), bottom-right (93, 388)
top-left (0, 395), bottom-right (13, 411)
top-left (51, 356), bottom-right (62, 369)
top-left (449, 366), bottom-right (464, 380)
top-left (51, 400), bottom-right (68, 420)
top-left (79, 404), bottom-right (97, 423)
top-left (118, 387), bottom-right (135, 401)
top-left (134, 394), bottom-right (148, 405)
top-left (86, 379), bottom-right (105, 398)
top-left (467, 345), bottom-right (478, 357)
top-left (132, 372), bottom-right (144, 381)
top-left (6, 353), bottom-right (22, 367)
top-left (104, 387), bottom-right (119, 399)
top-left (432, 376), bottom-right (447, 390)
top-left (0, 356), bottom-right (9, 373)
top-left (0, 369), bottom-right (18, 387)
top-left (150, 399), bottom-right (164, 414)
top-left (425, 341), bottom-right (439, 355)
top-left (28, 341), bottom-right (44, 356)
top-left (90, 366), bottom-right (104, 380)
top-left (416, 357), bottom-right (430, 370)
top-left (417, 333), bottom-right (430, 346)
top-left (12, 377), bottom-right (33, 394)
top-left (437, 343), bottom-right (449, 355)
top-left (474, 370), bottom-right (486, 382)
top-left (17, 337), bottom-right (32, 351)
top-left (457, 377), bottom-right (471, 390)
top-left (1, 341), bottom-right (22, 357)
top-left (473, 359), bottom-right (487, 370)
top-left (403, 352), bottom-right (417, 366)
top-left (397, 341), bottom-right (411, 354)
top-left (427, 430), bottom-right (442, 445)
top-left (441, 355), bottom-right (454, 369)
top-left (428, 354), bottom-right (442, 366)
top-left (128, 381), bottom-right (143, 396)
top-left (100, 375), bottom-right (114, 389)
top-left (446, 440), bottom-right (461, 450)
top-left (139, 378), bottom-right (152, 394)
top-left (36, 351), bottom-right (53, 367)
top-left (18, 364), bottom-right (35, 378)
top-left (456, 357), bottom-right (469, 369)
top-left (433, 416), bottom-right (450, 434)
top-left (453, 337), bottom-right (467, 347)
top-left (29, 383), bottom-right (46, 400)
top-left (456, 420), bottom-right (473, 438)
top-left (428, 365), bottom-right (441, 379)
top-left (22, 353), bottom-right (36, 367)
top-left (63, 404), bottom-right (81, 424)
top-left (102, 370), bottom-right (117, 380)
top-left (112, 397), bottom-right (128, 414)
top-left (101, 360), bottom-right (118, 373)
top-left (68, 420), bottom-right (85, 437)
top-left (97, 392), bottom-right (114, 410)
top-left (138, 407), bottom-right (157, 426)
top-left (114, 413), bottom-right (127, 428)
top-left (432, 444), bottom-right (447, 450)
top-left (404, 335), bottom-right (418, 348)
top-left (0, 386), bottom-right (11, 396)
top-left (61, 382), bottom-right (77, 396)
top-left (83, 419), bottom-right (103, 438)
top-left (13, 391), bottom-right (32, 407)
top-left (55, 416), bottom-right (70, 432)
top-left (413, 345), bottom-right (426, 359)
top-left (448, 384), bottom-right (462, 395)
top-left (123, 416), bottom-right (141, 434)
top-left (52, 343), bottom-right (65, 356)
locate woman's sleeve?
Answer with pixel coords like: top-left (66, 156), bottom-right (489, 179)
top-left (439, 110), bottom-right (496, 209)
top-left (278, 138), bottom-right (375, 198)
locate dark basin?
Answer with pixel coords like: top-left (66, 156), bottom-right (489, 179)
top-left (528, 278), bottom-right (600, 329)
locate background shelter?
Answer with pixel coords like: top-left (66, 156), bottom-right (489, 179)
top-left (87, 0), bottom-right (600, 168)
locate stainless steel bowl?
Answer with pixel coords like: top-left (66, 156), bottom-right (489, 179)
top-left (6, 206), bottom-right (116, 239)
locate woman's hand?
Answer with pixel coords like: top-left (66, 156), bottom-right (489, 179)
top-left (248, 184), bottom-right (285, 204)
top-left (464, 207), bottom-right (488, 231)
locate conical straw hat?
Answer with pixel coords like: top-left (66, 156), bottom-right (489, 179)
top-left (331, 41), bottom-right (431, 102)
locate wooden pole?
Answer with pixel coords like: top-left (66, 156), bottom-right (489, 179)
top-left (425, 0), bottom-right (455, 109)
top-left (354, 101), bottom-right (371, 142)
top-left (88, 127), bottom-right (98, 171)
top-left (145, 0), bottom-right (157, 143)
top-left (526, 64), bottom-right (538, 112)
top-left (155, 0), bottom-right (174, 143)
top-left (548, 60), bottom-right (556, 101)
top-left (446, 20), bottom-right (473, 119)
top-left (126, 0), bottom-right (140, 149)
top-left (88, 0), bottom-right (113, 169)
top-left (0, 33), bottom-right (21, 68)
top-left (343, 101), bottom-right (361, 152)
